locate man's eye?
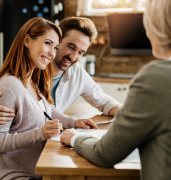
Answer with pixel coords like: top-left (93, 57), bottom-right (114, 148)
top-left (69, 46), bottom-right (74, 49)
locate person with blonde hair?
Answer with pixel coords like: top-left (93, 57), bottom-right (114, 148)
top-left (60, 0), bottom-right (171, 179)
top-left (0, 17), bottom-right (97, 180)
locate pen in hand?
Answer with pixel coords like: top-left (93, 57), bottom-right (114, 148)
top-left (43, 111), bottom-right (63, 133)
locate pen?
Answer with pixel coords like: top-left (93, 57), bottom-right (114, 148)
top-left (43, 111), bottom-right (63, 133)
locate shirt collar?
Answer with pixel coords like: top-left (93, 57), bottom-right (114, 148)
top-left (62, 64), bottom-right (75, 79)
top-left (54, 73), bottom-right (63, 79)
top-left (59, 66), bottom-right (73, 85)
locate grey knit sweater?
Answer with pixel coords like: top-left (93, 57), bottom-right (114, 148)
top-left (0, 75), bottom-right (78, 180)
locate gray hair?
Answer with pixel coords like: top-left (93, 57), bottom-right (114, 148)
top-left (144, 0), bottom-right (171, 48)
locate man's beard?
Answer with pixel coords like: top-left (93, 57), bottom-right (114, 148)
top-left (55, 55), bottom-right (73, 71)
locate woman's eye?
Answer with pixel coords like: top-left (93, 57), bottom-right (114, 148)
top-left (54, 47), bottom-right (59, 51)
top-left (45, 42), bottom-right (51, 45)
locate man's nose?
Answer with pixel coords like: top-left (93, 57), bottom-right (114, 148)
top-left (69, 52), bottom-right (78, 62)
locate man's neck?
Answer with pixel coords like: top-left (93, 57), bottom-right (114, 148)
top-left (52, 60), bottom-right (64, 77)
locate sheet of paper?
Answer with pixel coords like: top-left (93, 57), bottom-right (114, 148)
top-left (115, 149), bottom-right (141, 169)
top-left (77, 128), bottom-right (107, 139)
top-left (96, 118), bottom-right (115, 125)
top-left (49, 128), bottom-right (107, 142)
top-left (50, 134), bottom-right (62, 142)
top-left (122, 148), bottom-right (140, 163)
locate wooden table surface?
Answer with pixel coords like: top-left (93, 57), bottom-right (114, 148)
top-left (36, 103), bottom-right (140, 180)
top-left (93, 76), bottom-right (131, 84)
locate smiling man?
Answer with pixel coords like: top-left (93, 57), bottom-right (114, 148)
top-left (53, 29), bottom-right (89, 74)
top-left (0, 17), bottom-right (121, 124)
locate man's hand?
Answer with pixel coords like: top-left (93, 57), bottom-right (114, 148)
top-left (0, 106), bottom-right (15, 125)
top-left (60, 128), bottom-right (78, 146)
top-left (0, 92), bottom-right (15, 125)
top-left (108, 105), bottom-right (120, 117)
top-left (75, 119), bottom-right (98, 129)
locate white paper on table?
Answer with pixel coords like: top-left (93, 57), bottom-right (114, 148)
top-left (122, 149), bottom-right (140, 163)
top-left (96, 118), bottom-right (115, 125)
top-left (49, 128), bottom-right (107, 142)
top-left (115, 149), bottom-right (141, 169)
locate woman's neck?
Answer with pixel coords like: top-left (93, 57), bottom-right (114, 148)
top-left (163, 48), bottom-right (171, 60)
top-left (27, 72), bottom-right (41, 101)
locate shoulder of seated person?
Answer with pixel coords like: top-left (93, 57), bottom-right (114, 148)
top-left (0, 74), bottom-right (26, 91)
top-left (132, 60), bottom-right (170, 86)
top-left (140, 60), bottom-right (169, 72)
top-left (68, 62), bottom-right (85, 75)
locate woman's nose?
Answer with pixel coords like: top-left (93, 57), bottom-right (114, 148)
top-left (49, 48), bottom-right (56, 60)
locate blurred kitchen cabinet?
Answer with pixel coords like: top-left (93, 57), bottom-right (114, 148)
top-left (74, 82), bottom-right (130, 104)
top-left (97, 82), bottom-right (130, 103)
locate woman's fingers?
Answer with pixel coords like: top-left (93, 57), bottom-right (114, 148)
top-left (42, 119), bottom-right (63, 139)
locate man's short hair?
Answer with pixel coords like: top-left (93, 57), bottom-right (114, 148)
top-left (59, 17), bottom-right (98, 44)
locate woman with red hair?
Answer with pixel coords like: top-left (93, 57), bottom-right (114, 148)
top-left (0, 17), bottom-right (97, 180)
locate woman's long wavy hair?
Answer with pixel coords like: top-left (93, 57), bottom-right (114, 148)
top-left (0, 17), bottom-right (62, 104)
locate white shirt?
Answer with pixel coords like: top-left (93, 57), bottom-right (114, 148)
top-left (71, 133), bottom-right (80, 147)
top-left (55, 62), bottom-right (121, 115)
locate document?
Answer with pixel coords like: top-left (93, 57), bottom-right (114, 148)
top-left (49, 128), bottom-right (107, 142)
top-left (115, 148), bottom-right (141, 169)
top-left (96, 118), bottom-right (115, 125)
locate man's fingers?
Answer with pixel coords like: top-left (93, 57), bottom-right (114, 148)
top-left (0, 121), bottom-right (7, 125)
top-left (0, 117), bottom-right (13, 121)
top-left (0, 111), bottom-right (15, 117)
top-left (0, 105), bottom-right (14, 113)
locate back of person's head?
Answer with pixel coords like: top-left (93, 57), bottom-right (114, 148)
top-left (59, 17), bottom-right (97, 44)
top-left (144, 0), bottom-right (171, 48)
top-left (0, 17), bottom-right (62, 104)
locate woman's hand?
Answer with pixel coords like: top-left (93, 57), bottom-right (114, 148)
top-left (42, 119), bottom-right (63, 139)
top-left (60, 128), bottom-right (78, 146)
top-left (75, 119), bottom-right (98, 129)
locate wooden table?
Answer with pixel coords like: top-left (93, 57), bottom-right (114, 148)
top-left (93, 76), bottom-right (131, 84)
top-left (36, 103), bottom-right (140, 180)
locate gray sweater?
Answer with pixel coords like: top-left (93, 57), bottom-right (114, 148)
top-left (0, 75), bottom-right (78, 180)
top-left (74, 61), bottom-right (171, 180)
